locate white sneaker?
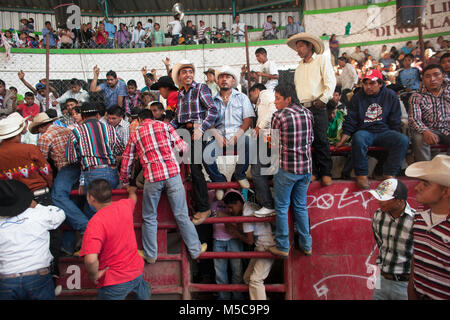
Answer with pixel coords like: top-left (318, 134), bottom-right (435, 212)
top-left (216, 189), bottom-right (224, 201)
top-left (253, 207), bottom-right (276, 217)
top-left (238, 178), bottom-right (250, 189)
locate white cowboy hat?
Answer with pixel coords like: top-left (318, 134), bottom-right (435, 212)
top-left (28, 112), bottom-right (58, 134)
top-left (286, 32), bottom-right (325, 55)
top-left (0, 112), bottom-right (29, 140)
top-left (405, 155), bottom-right (450, 187)
top-left (215, 65), bottom-right (240, 88)
top-left (172, 59), bottom-right (196, 87)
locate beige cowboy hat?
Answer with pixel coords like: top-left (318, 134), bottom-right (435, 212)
top-left (215, 65), bottom-right (240, 88)
top-left (28, 112), bottom-right (58, 134)
top-left (405, 155), bottom-right (450, 187)
top-left (0, 112), bottom-right (30, 140)
top-left (172, 59), bottom-right (196, 87)
top-left (286, 32), bottom-right (325, 54)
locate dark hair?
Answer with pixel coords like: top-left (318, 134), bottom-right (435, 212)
top-left (70, 78), bottom-right (81, 86)
top-left (148, 19), bottom-right (153, 23)
top-left (404, 53), bottom-right (414, 60)
top-left (127, 79), bottom-right (137, 87)
top-left (138, 109), bottom-right (153, 120)
top-left (87, 179), bottom-right (112, 204)
top-left (267, 15), bottom-right (272, 19)
top-left (154, 23), bottom-right (160, 27)
top-left (24, 91), bottom-right (34, 98)
top-left (106, 105), bottom-right (125, 117)
top-left (326, 99), bottom-right (338, 112)
top-left (137, 21), bottom-right (142, 26)
top-left (145, 73), bottom-right (155, 81)
top-left (106, 70), bottom-right (117, 78)
top-left (255, 47), bottom-right (267, 55)
top-left (338, 56), bottom-right (347, 63)
top-left (274, 84), bottom-right (300, 105)
top-left (440, 52), bottom-right (450, 62)
top-left (45, 109), bottom-right (58, 118)
top-left (223, 192), bottom-right (244, 205)
top-left (65, 98), bottom-right (78, 105)
top-left (422, 63), bottom-right (444, 76)
top-left (150, 102), bottom-right (164, 111)
top-left (45, 21), bottom-right (51, 25)
top-left (9, 86), bottom-right (17, 92)
top-left (0, 79), bottom-right (5, 86)
top-left (249, 83), bottom-right (267, 92)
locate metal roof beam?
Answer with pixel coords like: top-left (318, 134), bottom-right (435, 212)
top-left (238, 0), bottom-right (297, 13)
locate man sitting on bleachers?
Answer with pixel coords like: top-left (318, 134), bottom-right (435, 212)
top-left (408, 64), bottom-right (449, 162)
top-left (335, 69), bottom-right (409, 189)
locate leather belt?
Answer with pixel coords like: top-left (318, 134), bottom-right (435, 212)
top-left (83, 164), bottom-right (115, 172)
top-left (33, 187), bottom-right (50, 197)
top-left (381, 271), bottom-right (410, 282)
top-left (0, 267), bottom-right (50, 279)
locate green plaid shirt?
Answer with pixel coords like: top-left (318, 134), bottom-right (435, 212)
top-left (371, 202), bottom-right (415, 274)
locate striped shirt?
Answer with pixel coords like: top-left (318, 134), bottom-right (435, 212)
top-left (66, 118), bottom-right (124, 171)
top-left (38, 124), bottom-right (73, 170)
top-left (408, 81), bottom-right (449, 135)
top-left (170, 81), bottom-right (219, 133)
top-left (371, 202), bottom-right (415, 275)
top-left (120, 119), bottom-right (188, 184)
top-left (271, 103), bottom-right (313, 175)
top-left (412, 209), bottom-right (450, 300)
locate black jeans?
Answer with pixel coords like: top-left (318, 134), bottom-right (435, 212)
top-left (310, 105), bottom-right (333, 178)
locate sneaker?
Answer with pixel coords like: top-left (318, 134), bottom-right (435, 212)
top-left (356, 175), bottom-right (370, 190)
top-left (238, 178), bottom-right (250, 189)
top-left (192, 209), bottom-right (211, 225)
top-left (138, 249), bottom-right (156, 264)
top-left (253, 207), bottom-right (276, 217)
top-left (215, 189), bottom-right (224, 201)
top-left (267, 246), bottom-right (289, 258)
top-left (321, 175), bottom-right (332, 186)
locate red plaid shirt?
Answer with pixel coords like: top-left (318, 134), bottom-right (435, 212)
top-left (120, 119), bottom-right (188, 184)
top-left (38, 124), bottom-right (72, 170)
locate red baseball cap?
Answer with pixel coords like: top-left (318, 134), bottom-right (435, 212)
top-left (362, 69), bottom-right (383, 82)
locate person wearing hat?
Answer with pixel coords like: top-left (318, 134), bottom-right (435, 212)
top-left (287, 32), bottom-right (336, 187)
top-left (204, 68), bottom-right (219, 98)
top-left (150, 75), bottom-right (179, 122)
top-left (170, 59), bottom-right (219, 224)
top-left (335, 69), bottom-right (409, 189)
top-left (0, 180), bottom-right (65, 300)
top-left (405, 155), bottom-right (450, 300)
top-left (369, 178), bottom-right (415, 300)
top-left (205, 65), bottom-right (255, 201)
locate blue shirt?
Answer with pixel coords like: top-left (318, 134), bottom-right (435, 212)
top-left (213, 89), bottom-right (255, 140)
top-left (104, 22), bottom-right (116, 39)
top-left (398, 68), bottom-right (420, 90)
top-left (99, 81), bottom-right (127, 109)
top-left (42, 28), bottom-right (58, 47)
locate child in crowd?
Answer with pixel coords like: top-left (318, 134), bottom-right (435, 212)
top-left (124, 79), bottom-right (142, 114)
top-left (16, 92), bottom-right (39, 119)
top-left (149, 101), bottom-right (165, 121)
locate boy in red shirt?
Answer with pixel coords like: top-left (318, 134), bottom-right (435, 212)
top-left (16, 92), bottom-right (39, 119)
top-left (80, 179), bottom-right (150, 300)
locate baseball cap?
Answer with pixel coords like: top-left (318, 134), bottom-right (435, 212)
top-left (362, 69), bottom-right (383, 82)
top-left (369, 178), bottom-right (408, 201)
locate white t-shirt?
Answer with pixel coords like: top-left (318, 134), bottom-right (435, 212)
top-left (257, 60), bottom-right (279, 90)
top-left (0, 204), bottom-right (65, 274)
top-left (170, 20), bottom-right (182, 36)
top-left (232, 22), bottom-right (245, 36)
top-left (242, 202), bottom-right (275, 248)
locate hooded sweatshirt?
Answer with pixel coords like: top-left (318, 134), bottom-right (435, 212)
top-left (342, 85), bottom-right (402, 136)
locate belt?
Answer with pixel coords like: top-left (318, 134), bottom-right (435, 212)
top-left (33, 187), bottom-right (50, 197)
top-left (0, 267), bottom-right (50, 279)
top-left (83, 164), bottom-right (115, 172)
top-left (381, 271), bottom-right (410, 282)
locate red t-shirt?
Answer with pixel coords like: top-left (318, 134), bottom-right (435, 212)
top-left (80, 198), bottom-right (144, 288)
top-left (166, 90), bottom-right (179, 112)
top-left (17, 103), bottom-right (40, 118)
top-left (96, 31), bottom-right (108, 45)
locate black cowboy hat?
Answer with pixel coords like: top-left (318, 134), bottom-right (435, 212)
top-left (0, 180), bottom-right (33, 217)
top-left (150, 76), bottom-right (179, 91)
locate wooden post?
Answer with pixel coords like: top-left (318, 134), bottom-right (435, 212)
top-left (244, 25), bottom-right (251, 95)
top-left (417, 7), bottom-right (425, 65)
top-left (45, 33), bottom-right (50, 111)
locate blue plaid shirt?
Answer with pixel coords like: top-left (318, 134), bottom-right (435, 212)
top-left (170, 81), bottom-right (219, 133)
top-left (99, 80), bottom-right (127, 109)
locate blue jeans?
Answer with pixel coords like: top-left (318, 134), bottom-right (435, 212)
top-left (0, 273), bottom-right (54, 300)
top-left (83, 166), bottom-right (119, 217)
top-left (351, 130), bottom-right (409, 176)
top-left (274, 168), bottom-right (312, 252)
top-left (213, 239), bottom-right (244, 300)
top-left (204, 135), bottom-right (250, 183)
top-left (98, 274), bottom-right (151, 300)
top-left (52, 164), bottom-right (88, 231)
top-left (372, 275), bottom-right (408, 300)
top-left (142, 174), bottom-right (202, 260)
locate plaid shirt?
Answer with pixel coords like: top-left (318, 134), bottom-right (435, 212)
top-left (38, 124), bottom-right (72, 170)
top-left (120, 119), bottom-right (188, 184)
top-left (408, 81), bottom-right (449, 135)
top-left (66, 118), bottom-right (124, 170)
top-left (170, 81), bottom-right (219, 133)
top-left (371, 202), bottom-right (415, 275)
top-left (271, 103), bottom-right (313, 175)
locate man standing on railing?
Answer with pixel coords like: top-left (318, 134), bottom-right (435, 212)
top-left (170, 60), bottom-right (219, 225)
top-left (120, 109), bottom-right (207, 264)
top-left (287, 32), bottom-right (336, 187)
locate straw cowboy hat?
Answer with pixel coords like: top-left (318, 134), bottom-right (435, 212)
top-left (28, 112), bottom-right (58, 134)
top-left (172, 59), bottom-right (196, 87)
top-left (215, 65), bottom-right (240, 88)
top-left (0, 112), bottom-right (29, 140)
top-left (405, 155), bottom-right (450, 187)
top-left (0, 179), bottom-right (34, 217)
top-left (286, 32), bottom-right (325, 54)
